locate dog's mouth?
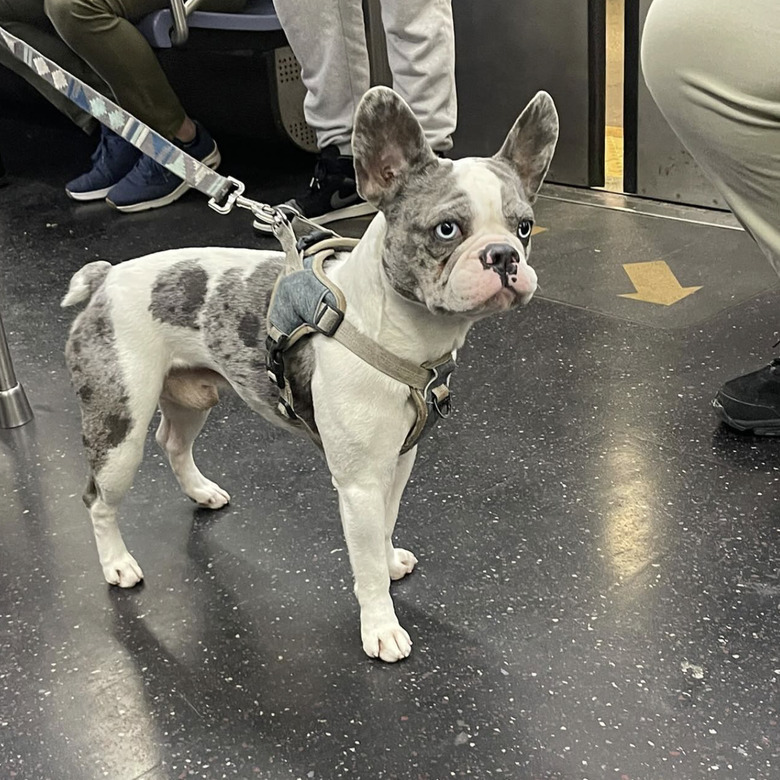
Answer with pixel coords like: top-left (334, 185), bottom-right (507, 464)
top-left (490, 287), bottom-right (527, 310)
top-left (484, 283), bottom-right (538, 313)
top-left (434, 286), bottom-right (529, 318)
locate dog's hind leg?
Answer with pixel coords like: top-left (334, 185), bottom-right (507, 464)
top-left (384, 447), bottom-right (418, 581)
top-left (82, 387), bottom-right (161, 588)
top-left (67, 301), bottom-right (164, 587)
top-left (155, 397), bottom-right (230, 509)
top-left (86, 449), bottom-right (145, 588)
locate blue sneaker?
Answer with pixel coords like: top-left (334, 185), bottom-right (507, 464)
top-left (66, 126), bottom-right (141, 201)
top-left (106, 122), bottom-right (221, 213)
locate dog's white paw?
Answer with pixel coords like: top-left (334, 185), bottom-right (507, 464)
top-left (388, 547), bottom-right (418, 581)
top-left (188, 479), bottom-right (230, 509)
top-left (361, 618), bottom-right (413, 663)
top-left (102, 552), bottom-right (144, 588)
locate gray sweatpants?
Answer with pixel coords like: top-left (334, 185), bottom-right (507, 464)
top-left (641, 0), bottom-right (780, 272)
top-left (273, 0), bottom-right (457, 154)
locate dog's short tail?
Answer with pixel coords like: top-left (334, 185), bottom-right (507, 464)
top-left (61, 261), bottom-right (112, 307)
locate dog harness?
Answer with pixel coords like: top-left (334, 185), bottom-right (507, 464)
top-left (266, 232), bottom-right (456, 454)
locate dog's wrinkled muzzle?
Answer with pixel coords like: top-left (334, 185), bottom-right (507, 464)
top-left (478, 242), bottom-right (537, 307)
top-left (479, 243), bottom-right (521, 288)
top-left (434, 234), bottom-right (537, 314)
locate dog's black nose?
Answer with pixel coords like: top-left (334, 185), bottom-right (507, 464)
top-left (479, 244), bottom-right (520, 284)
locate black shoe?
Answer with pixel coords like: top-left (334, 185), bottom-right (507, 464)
top-left (254, 146), bottom-right (375, 232)
top-left (713, 359), bottom-right (780, 435)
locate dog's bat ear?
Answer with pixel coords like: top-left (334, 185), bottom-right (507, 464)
top-left (495, 91), bottom-right (559, 203)
top-left (352, 86), bottom-right (437, 208)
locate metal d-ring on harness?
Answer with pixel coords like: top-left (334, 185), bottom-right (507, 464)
top-left (265, 231), bottom-right (457, 454)
top-left (0, 25), bottom-right (458, 449)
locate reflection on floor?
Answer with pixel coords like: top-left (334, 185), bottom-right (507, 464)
top-left (3, 112), bottom-right (780, 780)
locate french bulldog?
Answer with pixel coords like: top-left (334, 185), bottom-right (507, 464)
top-left (62, 86), bottom-right (559, 662)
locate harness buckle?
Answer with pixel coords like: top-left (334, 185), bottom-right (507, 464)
top-left (297, 230), bottom-right (338, 254)
top-left (265, 334), bottom-right (286, 389)
top-left (208, 176), bottom-right (245, 215)
top-left (431, 385), bottom-right (452, 419)
top-left (313, 301), bottom-right (344, 337)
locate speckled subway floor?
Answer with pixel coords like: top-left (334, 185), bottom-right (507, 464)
top-left (2, 109), bottom-right (780, 780)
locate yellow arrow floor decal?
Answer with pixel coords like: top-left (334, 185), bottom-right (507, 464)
top-left (619, 260), bottom-right (702, 306)
top-left (531, 225), bottom-right (547, 236)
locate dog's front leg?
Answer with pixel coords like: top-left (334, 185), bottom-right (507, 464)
top-left (314, 350), bottom-right (415, 662)
top-left (385, 447), bottom-right (418, 582)
top-left (334, 475), bottom-right (412, 663)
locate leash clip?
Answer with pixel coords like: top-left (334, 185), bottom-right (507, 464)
top-left (265, 334), bottom-right (287, 389)
top-left (208, 175), bottom-right (245, 215)
top-left (251, 202), bottom-right (288, 230)
top-left (431, 385), bottom-right (452, 419)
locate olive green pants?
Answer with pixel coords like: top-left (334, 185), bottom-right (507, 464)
top-left (0, 0), bottom-right (244, 138)
top-left (642, 0), bottom-right (780, 273)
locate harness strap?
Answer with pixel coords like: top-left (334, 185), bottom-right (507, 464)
top-left (332, 320), bottom-right (432, 390)
top-left (266, 238), bottom-right (455, 454)
top-left (305, 243), bottom-right (449, 391)
top-left (307, 237), bottom-right (362, 256)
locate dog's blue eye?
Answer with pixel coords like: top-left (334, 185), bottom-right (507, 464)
top-left (434, 221), bottom-right (461, 241)
top-left (517, 220), bottom-right (533, 240)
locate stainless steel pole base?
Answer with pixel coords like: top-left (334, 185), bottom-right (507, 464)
top-left (0, 382), bottom-right (33, 428)
top-left (0, 307), bottom-right (33, 428)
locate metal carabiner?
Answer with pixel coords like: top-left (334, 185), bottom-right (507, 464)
top-left (207, 175), bottom-right (246, 215)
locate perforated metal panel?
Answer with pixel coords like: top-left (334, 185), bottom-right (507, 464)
top-left (274, 46), bottom-right (317, 152)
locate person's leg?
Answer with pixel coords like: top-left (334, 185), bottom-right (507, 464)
top-left (380, 0), bottom-right (456, 153)
top-left (274, 0), bottom-right (370, 154)
top-left (642, 0), bottom-right (780, 434)
top-left (45, 0), bottom-right (186, 139)
top-left (266, 0), bottom-right (375, 226)
top-left (0, 0), bottom-right (140, 199)
top-left (0, 0), bottom-right (104, 132)
top-left (45, 0), bottom-right (241, 209)
top-left (642, 0), bottom-right (780, 268)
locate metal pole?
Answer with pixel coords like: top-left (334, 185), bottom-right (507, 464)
top-left (363, 0), bottom-right (392, 88)
top-left (168, 0), bottom-right (190, 46)
top-left (0, 309), bottom-right (33, 428)
top-left (168, 0), bottom-right (208, 46)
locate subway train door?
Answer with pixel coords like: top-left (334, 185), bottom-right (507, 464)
top-left (451, 0), bottom-right (607, 188)
top-left (625, 0), bottom-right (725, 207)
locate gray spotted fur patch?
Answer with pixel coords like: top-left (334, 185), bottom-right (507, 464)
top-left (200, 260), bottom-right (318, 437)
top-left (381, 162), bottom-right (471, 303)
top-left (149, 260), bottom-right (209, 329)
top-left (65, 288), bottom-right (133, 475)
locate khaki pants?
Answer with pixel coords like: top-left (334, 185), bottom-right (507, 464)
top-left (641, 0), bottom-right (780, 272)
top-left (0, 0), bottom-right (244, 138)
